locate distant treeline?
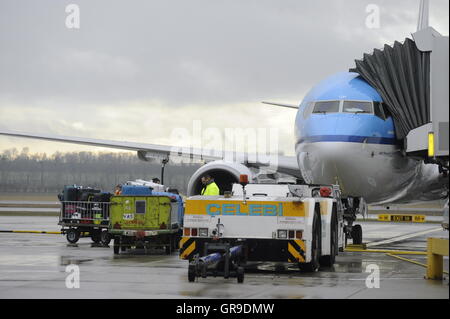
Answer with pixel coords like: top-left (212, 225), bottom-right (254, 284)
top-left (0, 148), bottom-right (201, 195)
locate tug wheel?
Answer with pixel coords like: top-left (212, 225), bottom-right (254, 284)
top-left (299, 207), bottom-right (321, 272)
top-left (188, 265), bottom-right (196, 282)
top-left (237, 267), bottom-right (244, 283)
top-left (319, 210), bottom-right (338, 267)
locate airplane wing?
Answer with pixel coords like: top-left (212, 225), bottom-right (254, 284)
top-left (261, 101), bottom-right (299, 109)
top-left (0, 129), bottom-right (301, 177)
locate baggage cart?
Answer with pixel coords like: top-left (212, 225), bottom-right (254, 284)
top-left (59, 200), bottom-right (112, 245)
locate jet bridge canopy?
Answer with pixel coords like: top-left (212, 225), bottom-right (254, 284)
top-left (350, 38), bottom-right (430, 141)
top-left (350, 27), bottom-right (449, 161)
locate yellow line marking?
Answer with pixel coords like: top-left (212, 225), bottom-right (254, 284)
top-left (387, 253), bottom-right (449, 275)
top-left (345, 248), bottom-right (426, 255)
top-left (366, 227), bottom-right (442, 248)
top-left (10, 230), bottom-right (61, 234)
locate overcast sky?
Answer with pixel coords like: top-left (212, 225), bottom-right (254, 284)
top-left (0, 0), bottom-right (448, 156)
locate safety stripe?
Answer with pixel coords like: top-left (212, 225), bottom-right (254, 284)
top-left (180, 237), bottom-right (196, 260)
top-left (179, 236), bottom-right (190, 249)
top-left (287, 240), bottom-right (306, 262)
top-left (294, 239), bottom-right (306, 260)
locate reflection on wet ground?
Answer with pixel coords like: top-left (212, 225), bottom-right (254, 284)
top-left (0, 217), bottom-right (448, 299)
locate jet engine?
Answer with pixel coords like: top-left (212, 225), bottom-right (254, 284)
top-left (187, 161), bottom-right (255, 196)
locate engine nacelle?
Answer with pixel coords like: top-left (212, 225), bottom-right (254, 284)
top-left (187, 161), bottom-right (255, 196)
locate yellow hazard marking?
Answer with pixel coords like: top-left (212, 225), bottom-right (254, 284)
top-left (377, 214), bottom-right (425, 223)
top-left (288, 243), bottom-right (301, 261)
top-left (288, 241), bottom-right (305, 262)
top-left (179, 236), bottom-right (190, 249)
top-left (296, 239), bottom-right (306, 253)
top-left (180, 240), bottom-right (196, 259)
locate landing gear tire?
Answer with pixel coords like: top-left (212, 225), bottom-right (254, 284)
top-left (66, 228), bottom-right (80, 244)
top-left (351, 224), bottom-right (363, 245)
top-left (299, 208), bottom-right (321, 272)
top-left (319, 211), bottom-right (338, 267)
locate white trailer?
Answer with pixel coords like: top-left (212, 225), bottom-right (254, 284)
top-left (180, 182), bottom-right (346, 282)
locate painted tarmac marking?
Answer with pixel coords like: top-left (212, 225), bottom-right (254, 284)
top-left (366, 227), bottom-right (443, 247)
top-left (0, 230), bottom-right (61, 234)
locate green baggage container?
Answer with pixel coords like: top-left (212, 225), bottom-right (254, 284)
top-left (110, 196), bottom-right (173, 231)
top-left (108, 195), bottom-right (182, 255)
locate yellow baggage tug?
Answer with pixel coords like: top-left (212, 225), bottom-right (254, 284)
top-left (180, 175), bottom-right (345, 283)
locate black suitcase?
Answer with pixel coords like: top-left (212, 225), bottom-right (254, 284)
top-left (77, 188), bottom-right (101, 201)
top-left (63, 185), bottom-right (79, 201)
top-left (92, 192), bottom-right (112, 202)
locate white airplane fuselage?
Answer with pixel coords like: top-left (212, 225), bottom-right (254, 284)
top-left (293, 72), bottom-right (445, 204)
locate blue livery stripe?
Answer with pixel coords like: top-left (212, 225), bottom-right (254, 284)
top-left (299, 135), bottom-right (399, 145)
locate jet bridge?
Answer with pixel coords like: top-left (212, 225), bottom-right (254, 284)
top-left (350, 27), bottom-right (449, 168)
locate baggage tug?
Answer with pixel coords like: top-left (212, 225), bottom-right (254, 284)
top-left (180, 175), bottom-right (346, 283)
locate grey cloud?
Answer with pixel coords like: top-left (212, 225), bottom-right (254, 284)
top-left (1, 0), bottom-right (447, 106)
top-left (0, 0), bottom-right (448, 155)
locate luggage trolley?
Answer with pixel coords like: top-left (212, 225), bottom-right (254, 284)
top-left (58, 185), bottom-right (113, 245)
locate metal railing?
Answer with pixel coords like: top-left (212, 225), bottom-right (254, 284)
top-left (59, 201), bottom-right (112, 226)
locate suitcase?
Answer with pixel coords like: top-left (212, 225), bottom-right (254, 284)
top-left (121, 185), bottom-right (152, 196)
top-left (63, 185), bottom-right (79, 201)
top-left (77, 188), bottom-right (101, 201)
top-left (92, 192), bottom-right (112, 202)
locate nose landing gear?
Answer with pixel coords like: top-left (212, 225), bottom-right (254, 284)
top-left (342, 197), bottom-right (365, 245)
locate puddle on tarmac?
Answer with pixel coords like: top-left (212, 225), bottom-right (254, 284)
top-left (60, 256), bottom-right (94, 266)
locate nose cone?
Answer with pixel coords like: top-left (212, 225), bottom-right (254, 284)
top-left (293, 72), bottom-right (417, 203)
top-left (295, 113), bottom-right (397, 201)
top-left (296, 134), bottom-right (418, 203)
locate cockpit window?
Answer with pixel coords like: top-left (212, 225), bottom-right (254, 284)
top-left (374, 102), bottom-right (388, 120)
top-left (343, 101), bottom-right (373, 114)
top-left (312, 101), bottom-right (340, 114)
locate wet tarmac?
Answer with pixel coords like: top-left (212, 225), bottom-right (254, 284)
top-left (0, 216), bottom-right (448, 299)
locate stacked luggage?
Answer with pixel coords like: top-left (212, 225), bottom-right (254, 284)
top-left (58, 185), bottom-right (113, 245)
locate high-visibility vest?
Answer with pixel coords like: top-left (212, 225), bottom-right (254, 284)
top-left (201, 182), bottom-right (220, 196)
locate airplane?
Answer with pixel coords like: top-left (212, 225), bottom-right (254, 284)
top-left (0, 0), bottom-right (448, 243)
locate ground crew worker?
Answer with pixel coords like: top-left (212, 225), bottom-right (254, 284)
top-left (114, 184), bottom-right (122, 195)
top-left (200, 175), bottom-right (220, 196)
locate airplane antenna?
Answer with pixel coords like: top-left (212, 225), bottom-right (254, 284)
top-left (417, 0), bottom-right (429, 31)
